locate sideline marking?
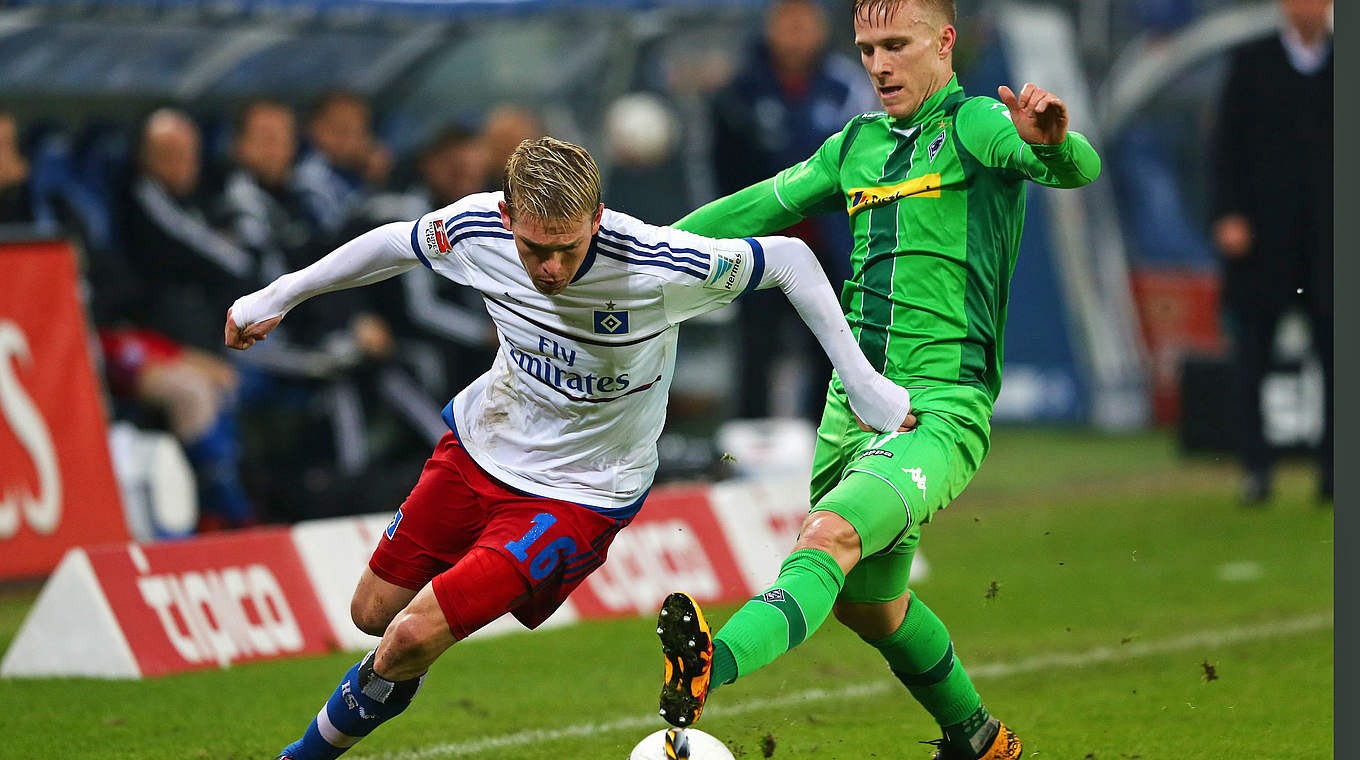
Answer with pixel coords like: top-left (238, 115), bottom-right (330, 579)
top-left (352, 612), bottom-right (1331, 759)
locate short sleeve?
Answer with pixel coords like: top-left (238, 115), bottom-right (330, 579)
top-left (660, 236), bottom-right (766, 325)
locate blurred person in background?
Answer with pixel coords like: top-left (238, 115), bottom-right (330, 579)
top-left (478, 104), bottom-right (544, 191)
top-left (101, 107), bottom-right (258, 530)
top-left (356, 124), bottom-right (497, 395)
top-left (297, 91), bottom-right (391, 235)
top-left (225, 136), bottom-right (912, 760)
top-left (1210, 0), bottom-right (1332, 505)
top-left (219, 97), bottom-right (315, 281)
top-left (708, 0), bottom-right (878, 419)
top-left (659, 0), bottom-right (1100, 757)
top-left (0, 109), bottom-right (34, 224)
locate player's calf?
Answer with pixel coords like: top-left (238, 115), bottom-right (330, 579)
top-left (275, 649), bottom-right (425, 760)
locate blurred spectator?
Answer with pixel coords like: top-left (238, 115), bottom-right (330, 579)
top-left (479, 104), bottom-right (545, 191)
top-left (0, 110), bottom-right (34, 224)
top-left (119, 108), bottom-right (258, 352)
top-left (99, 107), bottom-right (258, 530)
top-left (706, 0), bottom-right (877, 418)
top-left (602, 91), bottom-right (693, 224)
top-left (354, 125), bottom-right (496, 395)
top-left (296, 91), bottom-right (390, 235)
top-left (218, 98), bottom-right (314, 281)
top-left (1210, 0), bottom-right (1332, 504)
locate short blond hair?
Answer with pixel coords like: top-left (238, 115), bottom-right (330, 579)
top-left (853, 0), bottom-right (956, 26)
top-left (502, 136), bottom-right (601, 226)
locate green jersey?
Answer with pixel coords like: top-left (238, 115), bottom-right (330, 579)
top-left (676, 76), bottom-right (1101, 429)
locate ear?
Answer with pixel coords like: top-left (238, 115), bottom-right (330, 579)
top-left (499, 200), bottom-right (513, 231)
top-left (590, 203), bottom-right (604, 235)
top-left (938, 24), bottom-right (956, 58)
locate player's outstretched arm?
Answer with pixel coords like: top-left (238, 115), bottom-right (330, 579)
top-left (225, 221), bottom-right (421, 350)
top-left (754, 236), bottom-right (915, 433)
top-left (967, 84), bottom-right (1101, 189)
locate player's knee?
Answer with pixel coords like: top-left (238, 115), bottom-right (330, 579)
top-left (795, 511), bottom-right (862, 564)
top-left (376, 610), bottom-right (444, 673)
top-left (833, 594), bottom-right (909, 640)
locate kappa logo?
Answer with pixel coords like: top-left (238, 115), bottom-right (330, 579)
top-left (903, 467), bottom-right (928, 496)
top-left (858, 448), bottom-right (894, 459)
top-left (927, 129), bottom-right (947, 163)
top-left (762, 589), bottom-right (786, 603)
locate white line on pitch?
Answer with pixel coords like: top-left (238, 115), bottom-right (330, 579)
top-left (351, 611), bottom-right (1331, 760)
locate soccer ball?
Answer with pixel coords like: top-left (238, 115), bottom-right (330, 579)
top-left (628, 727), bottom-right (735, 760)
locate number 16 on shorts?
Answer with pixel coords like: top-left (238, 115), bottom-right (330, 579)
top-left (505, 512), bottom-right (578, 581)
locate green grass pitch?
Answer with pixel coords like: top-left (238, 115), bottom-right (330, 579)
top-left (1, 429), bottom-right (1333, 759)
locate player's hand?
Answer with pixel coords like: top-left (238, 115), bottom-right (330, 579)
top-left (998, 83), bottom-right (1068, 146)
top-left (224, 307), bottom-right (281, 350)
top-left (855, 411), bottom-right (918, 433)
top-left (1213, 214), bottom-right (1253, 259)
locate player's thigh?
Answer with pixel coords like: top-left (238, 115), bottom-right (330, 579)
top-left (351, 567), bottom-right (420, 634)
top-left (840, 414), bottom-right (973, 536)
top-left (368, 434), bottom-right (488, 591)
top-left (809, 386), bottom-right (864, 506)
top-left (430, 546), bottom-right (532, 640)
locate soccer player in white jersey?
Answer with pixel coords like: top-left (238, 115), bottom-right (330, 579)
top-left (226, 137), bottom-right (914, 760)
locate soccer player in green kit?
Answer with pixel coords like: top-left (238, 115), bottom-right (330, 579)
top-left (653, 1), bottom-right (1100, 758)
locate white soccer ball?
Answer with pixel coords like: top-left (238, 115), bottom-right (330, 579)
top-left (628, 728), bottom-right (735, 760)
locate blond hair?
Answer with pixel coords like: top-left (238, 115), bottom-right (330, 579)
top-left (853, 0), bottom-right (956, 26)
top-left (502, 136), bottom-right (601, 225)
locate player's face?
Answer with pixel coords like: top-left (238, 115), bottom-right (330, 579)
top-left (500, 202), bottom-right (604, 295)
top-left (854, 1), bottom-right (956, 119)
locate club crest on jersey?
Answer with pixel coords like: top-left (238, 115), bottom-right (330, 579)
top-left (928, 129), bottom-right (947, 163)
top-left (846, 173), bottom-right (942, 216)
top-left (593, 303), bottom-right (630, 335)
top-left (704, 250), bottom-right (744, 291)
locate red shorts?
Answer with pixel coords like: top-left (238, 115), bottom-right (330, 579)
top-left (369, 432), bottom-right (631, 634)
top-left (98, 328), bottom-right (184, 398)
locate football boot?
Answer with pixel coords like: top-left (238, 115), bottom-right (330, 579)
top-left (657, 592), bottom-right (713, 727)
top-left (924, 720), bottom-right (1022, 760)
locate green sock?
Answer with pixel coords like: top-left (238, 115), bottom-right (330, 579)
top-left (712, 548), bottom-right (845, 686)
top-left (864, 593), bottom-right (992, 754)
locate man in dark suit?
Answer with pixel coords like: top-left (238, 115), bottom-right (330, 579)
top-left (1210, 0), bottom-right (1332, 504)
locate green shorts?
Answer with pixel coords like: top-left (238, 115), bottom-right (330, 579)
top-left (808, 383), bottom-right (990, 603)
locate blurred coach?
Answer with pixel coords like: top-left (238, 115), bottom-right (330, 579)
top-left (1210, 0), bottom-right (1332, 504)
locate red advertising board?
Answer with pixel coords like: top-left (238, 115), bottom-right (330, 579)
top-left (1128, 268), bottom-right (1226, 425)
top-left (0, 239), bottom-right (127, 578)
top-left (87, 528), bottom-right (336, 676)
top-left (570, 485), bottom-right (749, 618)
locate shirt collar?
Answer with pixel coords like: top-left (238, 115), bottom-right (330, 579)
top-left (1280, 25), bottom-right (1331, 76)
top-left (892, 75), bottom-right (963, 128)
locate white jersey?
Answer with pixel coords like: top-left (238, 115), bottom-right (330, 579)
top-left (408, 193), bottom-right (764, 514)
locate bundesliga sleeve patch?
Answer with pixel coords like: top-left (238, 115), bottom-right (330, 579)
top-left (703, 249), bottom-right (745, 291)
top-left (424, 218), bottom-right (451, 253)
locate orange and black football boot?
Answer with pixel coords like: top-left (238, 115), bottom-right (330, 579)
top-left (925, 720), bottom-right (1022, 760)
top-left (657, 592), bottom-right (713, 727)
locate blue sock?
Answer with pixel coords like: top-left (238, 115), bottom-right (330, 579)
top-left (278, 651), bottom-right (425, 759)
top-left (182, 410), bottom-right (255, 528)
